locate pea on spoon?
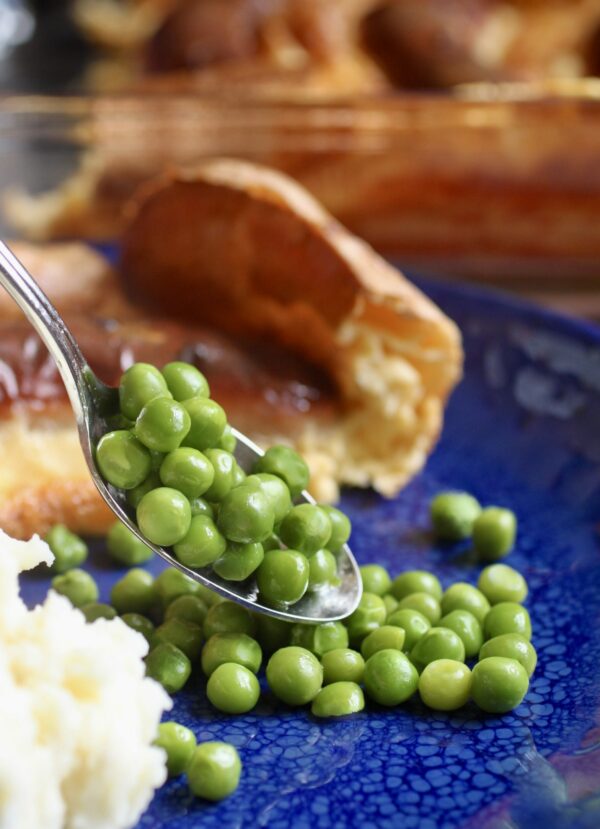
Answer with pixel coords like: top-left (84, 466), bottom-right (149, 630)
top-left (0, 240), bottom-right (362, 622)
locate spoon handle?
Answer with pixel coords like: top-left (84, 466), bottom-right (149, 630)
top-left (0, 240), bottom-right (90, 427)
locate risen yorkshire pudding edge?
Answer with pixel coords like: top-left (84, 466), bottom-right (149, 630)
top-left (121, 159), bottom-right (462, 501)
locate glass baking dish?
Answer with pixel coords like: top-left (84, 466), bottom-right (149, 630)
top-left (0, 86), bottom-right (598, 313)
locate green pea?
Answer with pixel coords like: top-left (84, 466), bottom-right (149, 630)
top-left (363, 649), bottom-right (419, 706)
top-left (390, 570), bottom-right (442, 602)
top-left (483, 602), bottom-right (532, 641)
top-left (441, 582), bottom-right (490, 625)
top-left (152, 567), bottom-right (204, 612)
top-left (135, 397), bottom-right (191, 453)
top-left (218, 485), bottom-right (275, 544)
top-left (430, 491), bottom-right (481, 541)
top-left (479, 633), bottom-right (537, 677)
top-left (361, 625), bottom-right (406, 660)
top-left (308, 549), bottom-right (338, 589)
top-left (126, 472), bottom-right (162, 510)
top-left (471, 656), bottom-right (529, 713)
top-left (213, 541), bottom-right (264, 582)
top-left (45, 524), bottom-right (88, 574)
top-left (216, 425), bottom-right (237, 453)
top-left (111, 568), bottom-right (154, 615)
top-left (189, 497), bottom-right (215, 519)
top-left (477, 563), bottom-right (528, 605)
top-left (121, 612), bottom-right (155, 642)
top-left (202, 633), bottom-right (262, 676)
top-left (383, 594), bottom-right (399, 617)
top-left (231, 463), bottom-right (247, 488)
top-left (253, 445), bottom-right (310, 499)
top-left (244, 473), bottom-right (292, 524)
top-left (155, 721), bottom-right (197, 777)
top-left (410, 627), bottom-right (466, 671)
top-left (360, 565), bottom-right (392, 596)
top-left (257, 549), bottom-right (309, 607)
top-left (387, 608), bottom-right (431, 651)
top-left (159, 448), bottom-right (214, 499)
top-left (153, 618), bottom-right (203, 661)
top-left (81, 602), bottom-right (117, 622)
top-left (206, 662), bottom-right (260, 714)
top-left (52, 569), bottom-right (98, 608)
top-left (203, 601), bottom-right (256, 639)
top-left (439, 610), bottom-right (484, 659)
top-left (419, 659), bottom-right (472, 710)
top-left (320, 505), bottom-right (351, 550)
top-left (96, 430), bottom-right (151, 489)
top-left (473, 507), bottom-right (517, 561)
top-left (396, 592), bottom-right (441, 624)
top-left (186, 742), bottom-right (241, 801)
top-left (165, 594), bottom-right (208, 626)
top-left (311, 681), bottom-right (365, 718)
top-left (321, 648), bottom-right (365, 685)
top-left (119, 363), bottom-right (170, 421)
top-left (203, 449), bottom-right (236, 501)
top-left (173, 515), bottom-right (226, 568)
top-left (161, 361), bottom-right (209, 401)
top-left (279, 505), bottom-right (332, 555)
top-left (107, 521), bottom-right (153, 565)
top-left (266, 646), bottom-right (323, 705)
top-left (253, 615), bottom-right (291, 655)
top-left (345, 592), bottom-right (387, 643)
top-left (181, 398), bottom-right (226, 451)
top-left (290, 621), bottom-right (348, 656)
top-left (137, 487), bottom-right (192, 547)
top-left (145, 642), bottom-right (191, 693)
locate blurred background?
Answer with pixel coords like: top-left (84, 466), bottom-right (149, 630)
top-left (0, 0), bottom-right (599, 317)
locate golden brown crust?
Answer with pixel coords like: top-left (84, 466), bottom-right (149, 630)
top-left (121, 159), bottom-right (461, 396)
top-left (121, 159), bottom-right (462, 497)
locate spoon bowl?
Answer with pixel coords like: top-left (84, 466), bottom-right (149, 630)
top-left (0, 240), bottom-right (362, 622)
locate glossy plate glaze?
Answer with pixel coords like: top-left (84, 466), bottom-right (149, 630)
top-left (21, 279), bottom-right (600, 829)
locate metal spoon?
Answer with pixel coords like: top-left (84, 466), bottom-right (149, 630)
top-left (0, 240), bottom-right (362, 622)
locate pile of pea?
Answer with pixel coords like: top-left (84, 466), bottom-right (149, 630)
top-left (95, 361), bottom-right (350, 608)
top-left (45, 486), bottom-right (534, 802)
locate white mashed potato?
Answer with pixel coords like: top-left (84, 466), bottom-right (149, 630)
top-left (0, 530), bottom-right (171, 829)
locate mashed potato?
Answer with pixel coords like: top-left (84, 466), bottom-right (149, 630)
top-left (0, 530), bottom-right (171, 829)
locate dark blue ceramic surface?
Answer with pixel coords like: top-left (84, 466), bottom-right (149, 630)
top-left (21, 280), bottom-right (600, 829)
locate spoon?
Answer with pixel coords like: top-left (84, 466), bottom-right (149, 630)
top-left (0, 240), bottom-right (362, 623)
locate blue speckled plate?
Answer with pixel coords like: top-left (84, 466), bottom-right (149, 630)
top-left (21, 279), bottom-right (600, 829)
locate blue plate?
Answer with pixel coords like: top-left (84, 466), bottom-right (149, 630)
top-left (21, 279), bottom-right (600, 829)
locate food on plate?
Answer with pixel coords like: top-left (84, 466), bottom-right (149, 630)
top-left (477, 563), bottom-right (528, 604)
top-left (311, 680), bottom-right (365, 718)
top-left (0, 530), bottom-right (170, 829)
top-left (321, 647), bottom-right (365, 685)
top-left (50, 567), bottom-right (100, 608)
top-left (186, 741), bottom-right (242, 801)
top-left (418, 659), bottom-right (472, 712)
top-left (430, 491), bottom-right (482, 542)
top-left (154, 721), bottom-right (197, 777)
top-left (0, 162), bottom-right (461, 538)
top-left (470, 656), bottom-right (529, 714)
top-left (473, 506), bottom-right (518, 560)
top-left (44, 523), bottom-right (89, 573)
top-left (206, 661), bottom-right (261, 714)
